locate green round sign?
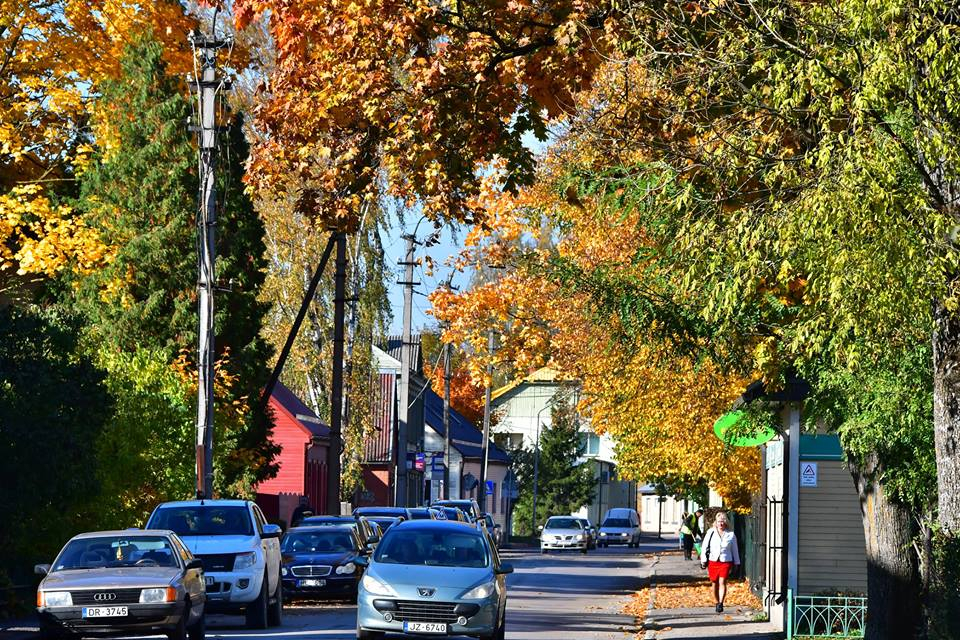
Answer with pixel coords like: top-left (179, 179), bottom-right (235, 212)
top-left (713, 411), bottom-right (777, 447)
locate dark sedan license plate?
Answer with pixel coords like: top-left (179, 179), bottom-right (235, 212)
top-left (403, 622), bottom-right (447, 633)
top-left (82, 606), bottom-right (128, 618)
top-left (299, 579), bottom-right (326, 587)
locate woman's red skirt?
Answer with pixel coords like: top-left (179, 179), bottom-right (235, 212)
top-left (707, 560), bottom-right (734, 581)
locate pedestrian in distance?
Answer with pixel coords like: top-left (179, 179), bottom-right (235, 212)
top-left (290, 496), bottom-right (313, 528)
top-left (680, 508), bottom-right (703, 560)
top-left (699, 511), bottom-right (740, 613)
top-left (678, 511), bottom-right (689, 551)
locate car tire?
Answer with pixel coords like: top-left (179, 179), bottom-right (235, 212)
top-left (245, 572), bottom-right (269, 630)
top-left (167, 610), bottom-right (187, 640)
top-left (187, 610), bottom-right (205, 640)
top-left (581, 547), bottom-right (588, 555)
top-left (267, 571), bottom-right (283, 627)
top-left (357, 625), bottom-right (385, 640)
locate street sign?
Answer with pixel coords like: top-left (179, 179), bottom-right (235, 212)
top-left (431, 453), bottom-right (444, 472)
top-left (415, 453), bottom-right (425, 472)
top-left (800, 462), bottom-right (818, 487)
top-left (485, 480), bottom-right (494, 496)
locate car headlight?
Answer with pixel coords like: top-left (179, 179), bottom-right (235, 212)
top-left (39, 591), bottom-right (72, 607)
top-left (360, 573), bottom-right (397, 597)
top-left (621, 532), bottom-right (629, 536)
top-left (575, 534), bottom-right (584, 540)
top-left (461, 581), bottom-right (496, 599)
top-left (599, 532), bottom-right (607, 536)
top-left (140, 587), bottom-right (176, 603)
top-left (281, 567), bottom-right (288, 576)
top-left (234, 552), bottom-right (258, 571)
top-left (335, 563), bottom-right (357, 575)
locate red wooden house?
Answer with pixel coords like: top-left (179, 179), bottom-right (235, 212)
top-left (255, 382), bottom-right (330, 525)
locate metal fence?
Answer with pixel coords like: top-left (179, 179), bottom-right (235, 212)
top-left (792, 595), bottom-right (866, 638)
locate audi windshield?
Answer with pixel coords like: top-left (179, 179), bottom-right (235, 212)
top-left (52, 535), bottom-right (178, 571)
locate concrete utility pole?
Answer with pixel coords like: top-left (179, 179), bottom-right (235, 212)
top-left (479, 328), bottom-right (494, 514)
top-left (189, 30), bottom-right (230, 500)
top-left (442, 340), bottom-right (452, 499)
top-left (395, 234), bottom-right (418, 506)
top-left (328, 233), bottom-right (347, 514)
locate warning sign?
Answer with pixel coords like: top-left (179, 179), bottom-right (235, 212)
top-left (800, 462), bottom-right (818, 487)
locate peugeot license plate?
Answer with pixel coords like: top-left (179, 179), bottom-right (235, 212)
top-left (299, 579), bottom-right (325, 587)
top-left (403, 622), bottom-right (447, 633)
top-left (82, 606), bottom-right (128, 618)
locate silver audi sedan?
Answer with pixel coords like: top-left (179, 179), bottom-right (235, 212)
top-left (355, 520), bottom-right (512, 640)
top-left (35, 530), bottom-right (206, 640)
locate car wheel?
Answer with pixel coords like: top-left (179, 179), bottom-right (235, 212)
top-left (167, 611), bottom-right (187, 640)
top-left (581, 546), bottom-right (588, 554)
top-left (357, 625), bottom-right (385, 640)
top-left (267, 571), bottom-right (283, 627)
top-left (245, 572), bottom-right (269, 630)
top-left (187, 610), bottom-right (205, 640)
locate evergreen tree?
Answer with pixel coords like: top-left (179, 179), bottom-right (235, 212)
top-left (511, 392), bottom-right (595, 535)
top-left (67, 35), bottom-right (276, 494)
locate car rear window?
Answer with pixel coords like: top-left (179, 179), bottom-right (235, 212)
top-left (282, 530), bottom-right (356, 553)
top-left (54, 536), bottom-right (177, 571)
top-left (375, 529), bottom-right (488, 568)
top-left (149, 505), bottom-right (253, 536)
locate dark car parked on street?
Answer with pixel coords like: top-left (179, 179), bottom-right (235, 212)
top-left (406, 508), bottom-right (438, 521)
top-left (280, 526), bottom-right (367, 601)
top-left (352, 507), bottom-right (411, 521)
top-left (299, 516), bottom-right (380, 549)
top-left (35, 530), bottom-right (206, 640)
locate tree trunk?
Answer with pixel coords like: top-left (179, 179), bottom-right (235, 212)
top-left (850, 453), bottom-right (923, 640)
top-left (929, 299), bottom-right (960, 639)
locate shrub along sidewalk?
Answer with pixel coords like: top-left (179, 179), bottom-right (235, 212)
top-left (623, 550), bottom-right (782, 640)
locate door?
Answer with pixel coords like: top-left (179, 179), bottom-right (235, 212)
top-left (253, 504), bottom-right (280, 594)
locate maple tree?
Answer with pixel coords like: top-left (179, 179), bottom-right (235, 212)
top-left (229, 0), bottom-right (618, 227)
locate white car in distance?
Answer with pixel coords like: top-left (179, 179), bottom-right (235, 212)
top-left (539, 516), bottom-right (588, 554)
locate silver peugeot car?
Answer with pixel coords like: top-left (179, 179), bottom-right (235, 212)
top-left (355, 520), bottom-right (511, 640)
top-left (35, 530), bottom-right (206, 640)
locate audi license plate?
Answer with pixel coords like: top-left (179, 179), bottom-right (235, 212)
top-left (82, 606), bottom-right (128, 618)
top-left (403, 622), bottom-right (447, 634)
top-left (299, 579), bottom-right (325, 587)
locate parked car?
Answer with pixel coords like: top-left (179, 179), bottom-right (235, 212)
top-left (574, 518), bottom-right (597, 550)
top-left (539, 516), bottom-right (588, 554)
top-left (280, 526), bottom-right (367, 601)
top-left (35, 530), bottom-right (206, 640)
top-left (434, 506), bottom-right (469, 522)
top-left (597, 508), bottom-right (641, 548)
top-left (300, 515), bottom-right (380, 549)
top-left (367, 516), bottom-right (402, 534)
top-left (478, 514), bottom-right (503, 548)
top-left (431, 499), bottom-right (481, 522)
top-left (355, 519), bottom-right (511, 640)
top-left (353, 507), bottom-right (411, 521)
top-left (406, 508), bottom-right (438, 521)
top-left (146, 500), bottom-right (283, 628)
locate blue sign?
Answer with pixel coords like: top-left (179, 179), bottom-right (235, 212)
top-left (431, 454), bottom-right (444, 472)
top-left (485, 480), bottom-right (494, 496)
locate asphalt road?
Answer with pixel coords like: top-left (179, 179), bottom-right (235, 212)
top-left (200, 539), bottom-right (673, 640)
top-left (2, 539), bottom-right (677, 640)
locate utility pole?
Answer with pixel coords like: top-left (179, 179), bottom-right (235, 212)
top-left (479, 328), bottom-right (494, 514)
top-left (328, 233), bottom-right (347, 514)
top-left (189, 30), bottom-right (230, 500)
top-left (442, 340), bottom-right (452, 499)
top-left (395, 234), bottom-right (418, 507)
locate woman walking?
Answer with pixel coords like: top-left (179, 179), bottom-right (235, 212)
top-left (699, 512), bottom-right (740, 613)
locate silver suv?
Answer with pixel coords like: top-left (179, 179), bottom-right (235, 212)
top-left (146, 500), bottom-right (283, 629)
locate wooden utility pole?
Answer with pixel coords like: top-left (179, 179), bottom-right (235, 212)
top-left (479, 328), bottom-right (494, 513)
top-left (328, 233), bottom-right (347, 514)
top-left (189, 30), bottom-right (230, 500)
top-left (442, 340), bottom-right (452, 499)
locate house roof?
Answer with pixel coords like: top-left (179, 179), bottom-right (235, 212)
top-left (381, 335), bottom-right (423, 374)
top-left (423, 388), bottom-right (510, 463)
top-left (271, 381), bottom-right (330, 439)
top-left (491, 366), bottom-right (575, 401)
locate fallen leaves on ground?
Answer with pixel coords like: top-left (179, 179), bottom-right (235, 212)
top-left (621, 586), bottom-right (651, 617)
top-left (656, 578), bottom-right (762, 609)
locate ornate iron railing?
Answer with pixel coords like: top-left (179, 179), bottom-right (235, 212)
top-left (793, 595), bottom-right (866, 638)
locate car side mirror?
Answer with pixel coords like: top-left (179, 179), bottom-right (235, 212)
top-left (537, 525), bottom-right (543, 532)
top-left (353, 556), bottom-right (369, 567)
top-left (262, 524), bottom-right (282, 539)
top-left (186, 558), bottom-right (203, 571)
top-left (496, 563), bottom-right (514, 575)
top-left (35, 564), bottom-right (51, 576)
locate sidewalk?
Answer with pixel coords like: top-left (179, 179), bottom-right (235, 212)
top-left (637, 551), bottom-right (782, 640)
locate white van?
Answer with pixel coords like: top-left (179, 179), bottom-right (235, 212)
top-left (598, 508), bottom-right (641, 547)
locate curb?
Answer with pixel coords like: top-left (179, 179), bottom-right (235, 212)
top-left (642, 555), bottom-right (660, 639)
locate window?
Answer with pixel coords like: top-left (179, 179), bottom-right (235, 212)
top-left (579, 432), bottom-right (601, 456)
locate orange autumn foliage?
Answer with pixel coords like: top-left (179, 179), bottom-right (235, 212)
top-left (425, 363), bottom-right (493, 429)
